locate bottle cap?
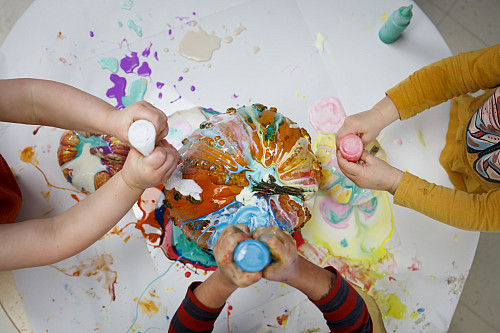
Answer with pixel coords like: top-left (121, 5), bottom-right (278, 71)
top-left (234, 240), bottom-right (271, 272)
top-left (395, 5), bottom-right (413, 25)
top-left (128, 120), bottom-right (156, 156)
top-left (339, 134), bottom-right (363, 162)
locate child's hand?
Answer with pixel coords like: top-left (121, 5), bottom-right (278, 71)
top-left (336, 109), bottom-right (385, 146)
top-left (120, 139), bottom-right (179, 191)
top-left (336, 96), bottom-right (400, 146)
top-left (213, 225), bottom-right (262, 288)
top-left (337, 150), bottom-right (404, 195)
top-left (252, 226), bottom-right (300, 284)
top-left (109, 101), bottom-right (169, 145)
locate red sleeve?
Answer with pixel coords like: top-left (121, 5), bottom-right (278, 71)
top-left (168, 281), bottom-right (224, 333)
top-left (310, 267), bottom-right (373, 333)
top-left (0, 154), bottom-right (22, 224)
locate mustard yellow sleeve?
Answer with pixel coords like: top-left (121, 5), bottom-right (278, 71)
top-left (393, 172), bottom-right (500, 232)
top-left (387, 44), bottom-right (500, 120)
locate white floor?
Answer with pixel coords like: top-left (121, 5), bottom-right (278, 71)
top-left (0, 0), bottom-right (499, 332)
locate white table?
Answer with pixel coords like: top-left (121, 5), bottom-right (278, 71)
top-left (0, 0), bottom-right (478, 331)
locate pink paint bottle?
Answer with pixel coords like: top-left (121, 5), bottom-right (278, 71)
top-left (339, 134), bottom-right (363, 162)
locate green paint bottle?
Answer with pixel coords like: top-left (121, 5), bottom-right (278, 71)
top-left (379, 5), bottom-right (413, 44)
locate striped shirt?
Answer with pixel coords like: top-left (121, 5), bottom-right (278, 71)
top-left (169, 267), bottom-right (372, 333)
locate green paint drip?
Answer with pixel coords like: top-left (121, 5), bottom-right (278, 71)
top-left (127, 19), bottom-right (143, 37)
top-left (172, 225), bottom-right (217, 267)
top-left (122, 78), bottom-right (147, 107)
top-left (98, 57), bottom-right (119, 73)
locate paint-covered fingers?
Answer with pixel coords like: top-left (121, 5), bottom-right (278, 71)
top-left (254, 227), bottom-right (299, 283)
top-left (213, 225), bottom-right (261, 288)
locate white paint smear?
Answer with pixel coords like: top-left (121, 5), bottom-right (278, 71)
top-left (178, 26), bottom-right (222, 62)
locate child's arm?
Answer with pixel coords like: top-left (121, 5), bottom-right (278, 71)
top-left (254, 226), bottom-right (373, 332)
top-left (0, 141), bottom-right (179, 271)
top-left (0, 78), bottom-right (169, 144)
top-left (169, 225), bottom-right (261, 333)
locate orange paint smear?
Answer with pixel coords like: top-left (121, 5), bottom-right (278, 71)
top-left (50, 253), bottom-right (118, 301)
top-left (277, 313), bottom-right (289, 325)
top-left (139, 298), bottom-right (160, 319)
top-left (20, 147), bottom-right (85, 194)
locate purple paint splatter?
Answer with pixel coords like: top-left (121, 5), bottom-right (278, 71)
top-left (106, 74), bottom-right (127, 109)
top-left (120, 52), bottom-right (139, 73)
top-left (142, 42), bottom-right (152, 57)
top-left (190, 85), bottom-right (196, 92)
top-left (178, 76), bottom-right (183, 81)
top-left (156, 82), bottom-right (165, 89)
top-left (170, 85), bottom-right (182, 103)
top-left (154, 51), bottom-right (159, 61)
top-left (158, 92), bottom-right (163, 99)
top-left (137, 62), bottom-right (152, 77)
top-left (90, 31), bottom-right (94, 37)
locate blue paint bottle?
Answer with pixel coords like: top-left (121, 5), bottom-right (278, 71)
top-left (234, 240), bottom-right (271, 272)
top-left (379, 5), bottom-right (413, 44)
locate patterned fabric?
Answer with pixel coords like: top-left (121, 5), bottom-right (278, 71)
top-left (168, 267), bottom-right (372, 333)
top-left (467, 87), bottom-right (500, 182)
top-left (0, 154), bottom-right (22, 224)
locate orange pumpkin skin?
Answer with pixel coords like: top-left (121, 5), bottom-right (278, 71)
top-left (163, 104), bottom-right (322, 249)
top-left (57, 131), bottom-right (130, 193)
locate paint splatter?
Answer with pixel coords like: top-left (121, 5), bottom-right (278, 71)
top-left (417, 129), bottom-right (427, 147)
top-left (127, 19), bottom-right (143, 37)
top-left (142, 42), bottom-right (152, 57)
top-left (98, 57), bottom-right (119, 73)
top-left (407, 256), bottom-right (422, 271)
top-left (137, 62), bottom-right (152, 77)
top-left (121, 0), bottom-right (133, 10)
top-left (20, 147), bottom-right (83, 194)
top-left (138, 298), bottom-right (160, 319)
top-left (372, 290), bottom-right (407, 320)
top-left (380, 13), bottom-right (389, 22)
top-left (394, 138), bottom-right (403, 146)
top-left (178, 26), bottom-right (221, 62)
top-left (120, 52), bottom-right (140, 73)
top-left (276, 313), bottom-right (288, 325)
top-left (51, 254), bottom-right (118, 301)
top-left (57, 32), bottom-right (66, 39)
top-left (89, 31), bottom-right (94, 37)
top-left (315, 32), bottom-right (326, 54)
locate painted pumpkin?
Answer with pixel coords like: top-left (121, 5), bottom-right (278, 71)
top-left (57, 131), bottom-right (130, 193)
top-left (163, 104), bottom-right (322, 250)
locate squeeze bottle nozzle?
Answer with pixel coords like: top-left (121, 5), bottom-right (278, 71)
top-left (234, 240), bottom-right (271, 272)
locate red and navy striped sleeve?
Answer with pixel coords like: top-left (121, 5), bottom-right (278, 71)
top-left (168, 282), bottom-right (224, 333)
top-left (310, 267), bottom-right (373, 333)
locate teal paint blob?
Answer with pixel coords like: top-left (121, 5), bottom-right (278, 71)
top-left (340, 238), bottom-right (348, 248)
top-left (127, 19), bottom-right (143, 37)
top-left (118, 21), bottom-right (123, 28)
top-left (97, 57), bottom-right (119, 73)
top-left (120, 0), bottom-right (133, 10)
top-left (122, 78), bottom-right (147, 107)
